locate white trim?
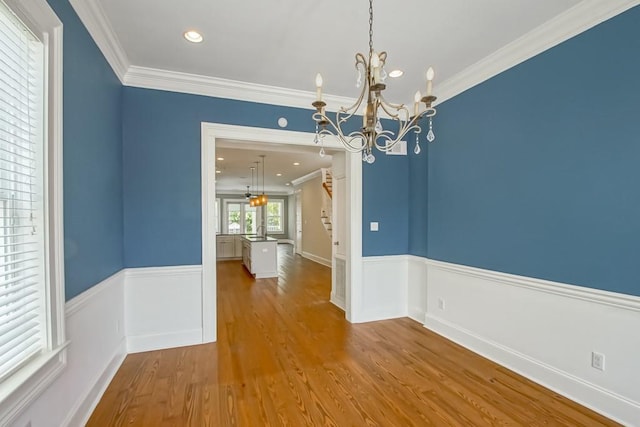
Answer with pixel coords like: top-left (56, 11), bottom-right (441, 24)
top-left (67, 0), bottom-right (129, 81)
top-left (291, 169), bottom-right (322, 187)
top-left (124, 264), bottom-right (202, 278)
top-left (202, 123), bottom-right (363, 324)
top-left (67, 1), bottom-right (638, 110)
top-left (0, 1), bottom-right (67, 423)
top-left (127, 329), bottom-right (203, 354)
top-left (63, 339), bottom-right (126, 427)
top-left (124, 66), bottom-right (355, 111)
top-left (435, 0), bottom-right (640, 104)
top-left (301, 251), bottom-right (332, 268)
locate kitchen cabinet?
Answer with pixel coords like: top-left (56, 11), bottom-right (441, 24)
top-left (242, 236), bottom-right (278, 278)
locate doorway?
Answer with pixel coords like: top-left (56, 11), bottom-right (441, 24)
top-left (201, 123), bottom-right (363, 342)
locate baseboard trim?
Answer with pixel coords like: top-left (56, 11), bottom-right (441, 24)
top-left (127, 329), bottom-right (204, 354)
top-left (64, 338), bottom-right (127, 427)
top-left (424, 315), bottom-right (638, 426)
top-left (330, 294), bottom-right (345, 311)
top-left (301, 251), bottom-right (332, 268)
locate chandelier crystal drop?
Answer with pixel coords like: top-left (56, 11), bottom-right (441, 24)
top-left (312, 0), bottom-right (438, 163)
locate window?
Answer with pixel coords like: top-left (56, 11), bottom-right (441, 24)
top-left (226, 202), bottom-right (256, 234)
top-left (266, 200), bottom-right (284, 233)
top-left (0, 0), bottom-right (65, 423)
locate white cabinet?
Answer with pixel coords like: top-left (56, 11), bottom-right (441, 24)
top-left (216, 236), bottom-right (234, 258)
top-left (242, 236), bottom-right (278, 278)
top-left (234, 235), bottom-right (243, 258)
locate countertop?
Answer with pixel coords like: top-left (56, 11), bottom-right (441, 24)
top-left (241, 235), bottom-right (278, 242)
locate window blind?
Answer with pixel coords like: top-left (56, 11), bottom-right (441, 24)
top-left (0, 0), bottom-right (46, 381)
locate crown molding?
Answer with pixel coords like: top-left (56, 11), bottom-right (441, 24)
top-left (435, 0), bottom-right (640, 104)
top-left (291, 169), bottom-right (322, 187)
top-left (71, 0), bottom-right (638, 107)
top-left (68, 0), bottom-right (129, 81)
top-left (124, 66), bottom-right (356, 112)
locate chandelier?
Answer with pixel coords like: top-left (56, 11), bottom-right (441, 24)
top-left (312, 0), bottom-right (437, 164)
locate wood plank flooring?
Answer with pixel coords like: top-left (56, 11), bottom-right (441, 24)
top-left (87, 244), bottom-right (619, 426)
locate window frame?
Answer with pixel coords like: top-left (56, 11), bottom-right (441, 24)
top-left (223, 200), bottom-right (258, 235)
top-left (266, 199), bottom-right (285, 234)
top-left (0, 0), bottom-right (66, 424)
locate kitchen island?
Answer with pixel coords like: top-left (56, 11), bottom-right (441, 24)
top-left (241, 235), bottom-right (278, 279)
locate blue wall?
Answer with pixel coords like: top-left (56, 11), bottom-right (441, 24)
top-left (362, 148), bottom-right (410, 256)
top-left (123, 89), bottom-right (312, 267)
top-left (46, 0), bottom-right (124, 300)
top-left (122, 87), bottom-right (409, 266)
top-left (425, 6), bottom-right (640, 296)
top-left (408, 139), bottom-right (428, 257)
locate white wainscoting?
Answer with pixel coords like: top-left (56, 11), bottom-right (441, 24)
top-left (125, 265), bottom-right (204, 353)
top-left (11, 270), bottom-right (127, 427)
top-left (417, 257), bottom-right (640, 426)
top-left (356, 256), bottom-right (408, 323)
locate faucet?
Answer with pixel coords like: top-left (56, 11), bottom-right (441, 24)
top-left (256, 225), bottom-right (267, 238)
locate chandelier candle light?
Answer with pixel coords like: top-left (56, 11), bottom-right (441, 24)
top-left (312, 0), bottom-right (438, 163)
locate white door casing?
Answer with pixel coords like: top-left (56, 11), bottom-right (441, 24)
top-left (201, 123), bottom-right (363, 341)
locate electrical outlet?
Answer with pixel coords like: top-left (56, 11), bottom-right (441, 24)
top-left (438, 298), bottom-right (445, 310)
top-left (591, 351), bottom-right (605, 371)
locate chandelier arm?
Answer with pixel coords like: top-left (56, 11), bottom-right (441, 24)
top-left (313, 112), bottom-right (368, 153)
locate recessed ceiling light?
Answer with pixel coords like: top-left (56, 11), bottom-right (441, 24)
top-left (389, 69), bottom-right (404, 78)
top-left (184, 30), bottom-right (203, 43)
top-left (217, 157), bottom-right (224, 161)
top-left (285, 183), bottom-right (290, 186)
top-left (215, 170), bottom-right (221, 174)
top-left (276, 173), bottom-right (282, 177)
top-left (293, 162), bottom-right (300, 166)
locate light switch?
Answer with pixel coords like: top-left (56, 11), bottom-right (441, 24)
top-left (370, 222), bottom-right (379, 231)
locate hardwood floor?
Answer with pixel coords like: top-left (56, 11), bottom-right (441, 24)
top-left (88, 244), bottom-right (618, 426)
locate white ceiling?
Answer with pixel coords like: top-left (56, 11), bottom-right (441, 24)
top-left (215, 141), bottom-right (333, 194)
top-left (98, 0), bottom-right (583, 102)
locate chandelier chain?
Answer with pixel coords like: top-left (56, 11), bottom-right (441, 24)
top-left (369, 0), bottom-right (373, 57)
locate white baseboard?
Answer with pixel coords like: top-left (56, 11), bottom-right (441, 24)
top-left (421, 257), bottom-right (640, 426)
top-left (64, 339), bottom-right (127, 427)
top-left (330, 294), bottom-right (345, 311)
top-left (125, 265), bottom-right (204, 354)
top-left (301, 251), bottom-right (331, 268)
top-left (127, 329), bottom-right (203, 354)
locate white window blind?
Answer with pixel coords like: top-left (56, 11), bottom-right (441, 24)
top-left (0, 0), bottom-right (46, 382)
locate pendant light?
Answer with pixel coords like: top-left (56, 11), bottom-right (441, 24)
top-left (259, 155), bottom-right (268, 206)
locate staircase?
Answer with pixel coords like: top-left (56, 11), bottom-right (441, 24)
top-left (320, 168), bottom-right (332, 235)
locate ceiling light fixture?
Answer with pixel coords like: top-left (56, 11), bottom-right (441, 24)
top-left (388, 69), bottom-right (404, 78)
top-left (312, 0), bottom-right (437, 163)
top-left (215, 170), bottom-right (221, 174)
top-left (184, 30), bottom-right (203, 43)
top-left (293, 162), bottom-right (300, 166)
top-left (276, 173), bottom-right (282, 177)
top-left (217, 157), bottom-right (224, 161)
